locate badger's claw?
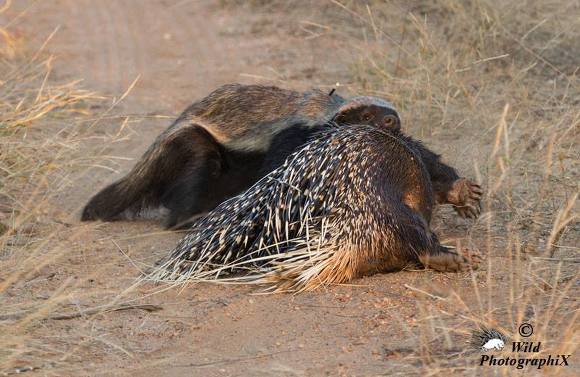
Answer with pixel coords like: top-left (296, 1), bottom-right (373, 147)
top-left (420, 246), bottom-right (482, 272)
top-left (448, 179), bottom-right (483, 219)
top-left (420, 248), bottom-right (468, 272)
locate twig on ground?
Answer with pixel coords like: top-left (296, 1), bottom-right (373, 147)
top-left (0, 303), bottom-right (162, 321)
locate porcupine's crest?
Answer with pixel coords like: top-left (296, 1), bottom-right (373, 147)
top-left (148, 124), bottom-right (410, 292)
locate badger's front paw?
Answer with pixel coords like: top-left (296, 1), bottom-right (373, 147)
top-left (448, 178), bottom-right (483, 219)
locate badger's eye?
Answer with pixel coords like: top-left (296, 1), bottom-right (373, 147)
top-left (362, 113), bottom-right (372, 122)
top-left (383, 114), bottom-right (399, 128)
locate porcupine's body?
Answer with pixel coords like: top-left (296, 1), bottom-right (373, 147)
top-left (149, 124), bottom-right (478, 292)
top-left (81, 84), bottom-right (404, 228)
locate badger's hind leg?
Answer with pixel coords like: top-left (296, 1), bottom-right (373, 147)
top-left (161, 158), bottom-right (222, 229)
top-left (157, 127), bottom-right (224, 229)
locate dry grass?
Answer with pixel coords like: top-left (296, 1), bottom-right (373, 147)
top-left (0, 10), bottom-right (139, 373)
top-left (0, 13), bottom-right (182, 372)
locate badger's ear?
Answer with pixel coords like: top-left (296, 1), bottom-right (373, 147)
top-left (339, 96), bottom-right (397, 114)
top-left (335, 101), bottom-right (359, 116)
top-left (333, 102), bottom-right (362, 124)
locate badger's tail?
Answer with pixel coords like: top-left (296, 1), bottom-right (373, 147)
top-left (80, 166), bottom-right (155, 223)
top-left (81, 123), bottom-right (223, 226)
top-left (81, 136), bottom-right (169, 223)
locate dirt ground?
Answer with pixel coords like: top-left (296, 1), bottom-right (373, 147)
top-left (1, 1), bottom-right (577, 376)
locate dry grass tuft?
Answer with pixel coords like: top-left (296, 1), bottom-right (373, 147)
top-left (0, 11), bottom-right (135, 373)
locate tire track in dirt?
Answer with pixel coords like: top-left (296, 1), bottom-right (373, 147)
top-left (65, 1), bottom-right (90, 77)
top-left (115, 1), bottom-right (140, 70)
top-left (101, 1), bottom-right (136, 91)
top-left (67, 0), bottom-right (113, 91)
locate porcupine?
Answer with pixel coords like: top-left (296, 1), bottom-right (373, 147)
top-left (81, 84), bottom-right (403, 229)
top-left (148, 123), bottom-right (482, 292)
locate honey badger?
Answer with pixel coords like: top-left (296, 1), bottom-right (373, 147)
top-left (82, 83), bottom-right (481, 228)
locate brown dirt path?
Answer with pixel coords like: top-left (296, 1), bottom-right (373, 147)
top-left (3, 1), bottom-right (490, 376)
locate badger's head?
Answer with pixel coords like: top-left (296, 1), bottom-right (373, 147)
top-left (332, 96), bottom-right (400, 132)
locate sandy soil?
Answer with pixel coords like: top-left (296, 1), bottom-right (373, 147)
top-left (2, 1), bottom-right (576, 376)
